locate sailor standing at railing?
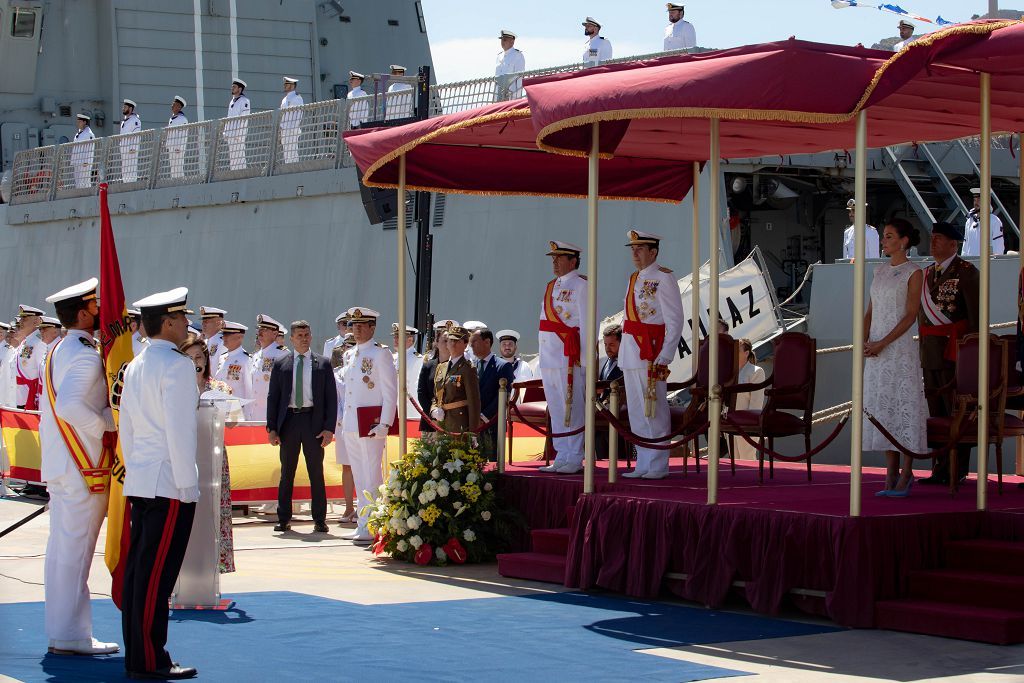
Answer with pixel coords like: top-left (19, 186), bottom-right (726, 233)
top-left (224, 78), bottom-right (251, 170)
top-left (494, 30), bottom-right (525, 100)
top-left (663, 4), bottom-right (696, 51)
top-left (279, 76), bottom-right (304, 165)
top-left (537, 241), bottom-right (588, 474)
top-left (70, 113), bottom-right (95, 189)
top-left (962, 187), bottom-right (1004, 257)
top-left (347, 72), bottom-right (370, 128)
top-left (621, 230), bottom-right (685, 480)
top-left (118, 99), bottom-right (142, 183)
top-left (581, 17), bottom-right (612, 67)
top-left (385, 65), bottom-right (414, 120)
top-left (166, 96), bottom-right (189, 179)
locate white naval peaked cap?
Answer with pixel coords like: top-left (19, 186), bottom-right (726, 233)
top-left (898, 19), bottom-right (915, 30)
top-left (582, 16), bottom-right (601, 27)
top-left (546, 240), bottom-right (582, 256)
top-left (845, 198), bottom-right (868, 209)
top-left (132, 287), bottom-right (189, 316)
top-left (349, 70), bottom-right (365, 80)
top-left (221, 320), bottom-right (248, 334)
top-left (391, 323), bottom-right (419, 334)
top-left (335, 312), bottom-right (348, 324)
top-left (499, 29), bottom-right (517, 39)
top-left (462, 320), bottom-right (488, 331)
top-left (625, 229), bottom-right (663, 246)
top-left (173, 95), bottom-right (187, 107)
top-left (128, 308), bottom-right (141, 317)
top-left (0, 321), bottom-right (10, 330)
top-left (232, 78), bottom-right (247, 89)
top-left (666, 3), bottom-right (685, 10)
top-left (45, 277), bottom-right (99, 305)
top-left (123, 99), bottom-right (137, 108)
top-left (188, 324), bottom-right (201, 335)
top-left (496, 329), bottom-right (521, 342)
top-left (433, 319), bottom-right (457, 330)
top-left (17, 304), bottom-right (44, 318)
top-left (277, 323), bottom-right (287, 334)
top-left (256, 314), bottom-right (283, 331)
top-left (345, 306), bottom-right (380, 323)
top-left (389, 64), bottom-right (406, 72)
top-left (283, 76), bottom-right (299, 84)
top-left (76, 113), bottom-right (91, 121)
top-left (970, 187), bottom-right (983, 195)
top-left (39, 316), bottom-right (61, 329)
top-left (200, 306), bottom-right (226, 319)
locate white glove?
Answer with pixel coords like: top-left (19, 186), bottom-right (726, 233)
top-left (369, 424), bottom-right (390, 439)
top-left (430, 407), bottom-right (445, 421)
top-left (655, 357), bottom-right (673, 368)
top-left (102, 407), bottom-right (116, 433)
top-left (178, 485), bottom-right (200, 503)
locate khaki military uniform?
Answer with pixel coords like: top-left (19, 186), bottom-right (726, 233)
top-left (433, 356), bottom-right (481, 434)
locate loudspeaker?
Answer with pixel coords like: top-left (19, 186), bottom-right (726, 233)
top-left (359, 177), bottom-right (399, 225)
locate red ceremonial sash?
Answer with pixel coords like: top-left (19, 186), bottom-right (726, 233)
top-left (44, 340), bottom-right (112, 494)
top-left (15, 361), bottom-right (40, 411)
top-left (538, 279), bottom-right (581, 367)
top-left (919, 320), bottom-right (969, 362)
top-left (623, 271), bottom-right (666, 363)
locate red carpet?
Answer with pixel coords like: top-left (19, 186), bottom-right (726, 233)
top-left (496, 459), bottom-right (1024, 643)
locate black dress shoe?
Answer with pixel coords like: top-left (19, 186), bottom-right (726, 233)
top-left (127, 664), bottom-right (198, 680)
top-left (273, 523), bottom-right (291, 532)
top-left (313, 522), bottom-right (329, 533)
top-left (917, 475), bottom-right (948, 486)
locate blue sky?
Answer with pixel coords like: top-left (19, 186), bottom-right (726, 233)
top-left (420, 1), bottom-right (995, 82)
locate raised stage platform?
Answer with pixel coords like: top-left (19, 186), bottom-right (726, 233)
top-left (497, 459), bottom-right (1024, 644)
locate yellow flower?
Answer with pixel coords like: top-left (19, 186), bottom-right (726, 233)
top-left (461, 483), bottom-right (481, 503)
top-left (421, 504), bottom-right (442, 526)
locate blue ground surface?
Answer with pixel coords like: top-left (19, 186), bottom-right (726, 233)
top-left (0, 590), bottom-right (839, 682)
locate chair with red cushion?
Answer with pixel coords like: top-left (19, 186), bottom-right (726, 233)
top-left (720, 332), bottom-right (817, 483)
top-left (508, 379), bottom-right (553, 464)
top-left (924, 334), bottom-right (1022, 495)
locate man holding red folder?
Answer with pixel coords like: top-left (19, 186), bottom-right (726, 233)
top-left (267, 320), bottom-right (337, 533)
top-left (336, 307), bottom-right (397, 545)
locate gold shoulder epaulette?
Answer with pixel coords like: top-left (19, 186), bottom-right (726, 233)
top-left (578, 274), bottom-right (588, 280)
top-left (659, 266), bottom-right (674, 274)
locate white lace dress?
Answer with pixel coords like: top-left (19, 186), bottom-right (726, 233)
top-left (862, 261), bottom-right (929, 452)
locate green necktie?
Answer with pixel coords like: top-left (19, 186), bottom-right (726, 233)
top-left (477, 359), bottom-right (484, 377)
top-left (295, 354), bottom-right (304, 408)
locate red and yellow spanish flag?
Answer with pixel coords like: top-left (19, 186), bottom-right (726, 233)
top-left (98, 183), bottom-right (135, 608)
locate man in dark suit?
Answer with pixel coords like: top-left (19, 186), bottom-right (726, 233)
top-left (596, 324), bottom-right (627, 460)
top-left (267, 320), bottom-right (338, 533)
top-left (469, 328), bottom-right (514, 457)
top-left (917, 221), bottom-right (979, 485)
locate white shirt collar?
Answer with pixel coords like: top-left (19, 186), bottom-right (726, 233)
top-left (639, 261), bottom-right (660, 276)
top-left (557, 269), bottom-right (579, 285)
top-left (936, 254), bottom-right (957, 271)
top-left (293, 349), bottom-right (311, 359)
top-left (150, 338), bottom-right (176, 349)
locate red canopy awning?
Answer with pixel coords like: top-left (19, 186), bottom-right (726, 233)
top-left (529, 20), bottom-right (1024, 161)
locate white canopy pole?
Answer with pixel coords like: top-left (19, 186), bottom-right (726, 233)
top-left (850, 110), bottom-right (867, 517)
top-left (977, 73), bottom-right (991, 511)
top-left (691, 161), bottom-right (701, 378)
top-left (584, 122), bottom-right (599, 494)
top-left (397, 154), bottom-right (408, 457)
top-left (707, 119), bottom-right (721, 505)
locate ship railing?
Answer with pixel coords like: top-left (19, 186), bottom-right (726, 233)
top-left (9, 145), bottom-right (57, 205)
top-left (54, 137), bottom-right (108, 200)
top-left (271, 98), bottom-right (344, 176)
top-left (210, 110), bottom-right (276, 182)
top-left (104, 130), bottom-right (160, 194)
top-left (153, 120), bottom-right (217, 189)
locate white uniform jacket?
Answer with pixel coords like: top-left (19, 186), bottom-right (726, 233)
top-left (39, 331), bottom-right (113, 482)
top-left (385, 82), bottom-right (414, 120)
top-left (249, 342), bottom-right (288, 422)
top-left (132, 331), bottom-right (149, 356)
top-left (214, 346), bottom-right (253, 402)
top-left (843, 224), bottom-right (880, 260)
top-left (495, 48), bottom-right (526, 97)
top-left (393, 346), bottom-right (423, 420)
top-left (664, 20), bottom-right (696, 51)
top-left (347, 87), bottom-right (370, 128)
top-left (166, 112), bottom-right (189, 146)
top-left (15, 331), bottom-right (46, 406)
top-left (501, 356), bottom-right (535, 383)
top-left (619, 262), bottom-right (685, 370)
top-left (963, 210), bottom-right (1004, 257)
top-left (205, 331), bottom-right (224, 362)
top-left (0, 342), bottom-right (16, 407)
top-left (119, 340), bottom-right (200, 500)
top-left (279, 90), bottom-right (304, 128)
top-left (224, 94), bottom-right (251, 137)
top-left (582, 35), bottom-right (612, 65)
top-left (339, 341), bottom-right (397, 435)
top-left (538, 269), bottom-right (588, 370)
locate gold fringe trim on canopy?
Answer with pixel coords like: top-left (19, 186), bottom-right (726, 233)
top-left (361, 107), bottom-right (532, 186)
top-left (360, 177), bottom-right (681, 204)
top-left (534, 19), bottom-right (1021, 159)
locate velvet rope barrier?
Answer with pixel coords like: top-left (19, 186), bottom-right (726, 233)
top-left (594, 405), bottom-right (709, 451)
top-left (862, 409), bottom-right (966, 459)
top-left (719, 412), bottom-right (851, 462)
top-left (508, 397), bottom-right (587, 438)
top-left (408, 396), bottom-right (500, 436)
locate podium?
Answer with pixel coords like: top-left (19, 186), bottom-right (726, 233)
top-left (172, 401), bottom-right (230, 609)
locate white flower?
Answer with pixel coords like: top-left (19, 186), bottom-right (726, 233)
top-left (408, 535), bottom-right (423, 549)
top-left (463, 529), bottom-right (476, 542)
top-left (396, 540), bottom-right (409, 552)
top-left (443, 458), bottom-right (464, 474)
top-left (437, 482), bottom-right (450, 498)
top-left (481, 510), bottom-right (492, 521)
top-left (407, 515), bottom-right (422, 530)
top-left (417, 492), bottom-right (429, 505)
top-left (453, 501), bottom-right (463, 510)
top-left (452, 482), bottom-right (461, 491)
top-left (435, 547), bottom-right (447, 562)
top-left (422, 480), bottom-right (437, 492)
top-left (431, 469), bottom-right (441, 480)
top-left (466, 471), bottom-right (479, 484)
top-left (432, 457), bottom-right (439, 467)
top-left (484, 482), bottom-right (493, 491)
top-left (401, 490), bottom-right (409, 500)
top-left (378, 483), bottom-right (388, 495)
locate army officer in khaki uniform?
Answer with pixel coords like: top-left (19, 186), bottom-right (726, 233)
top-left (430, 324), bottom-right (481, 434)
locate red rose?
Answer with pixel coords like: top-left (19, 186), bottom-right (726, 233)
top-left (414, 543), bottom-right (433, 565)
top-left (443, 538), bottom-right (467, 564)
top-left (372, 533), bottom-right (389, 556)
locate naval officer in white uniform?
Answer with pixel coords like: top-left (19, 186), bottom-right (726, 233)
top-left (663, 3), bottom-right (696, 51)
top-left (71, 114), bottom-right (96, 189)
top-left (14, 304), bottom-right (45, 409)
top-left (213, 320), bottom-right (254, 414)
top-left (119, 99), bottom-right (142, 183)
top-left (581, 17), bottom-right (612, 67)
top-left (224, 78), bottom-right (251, 170)
top-left (279, 76), bottom-right (304, 164)
top-left (166, 96), bottom-right (189, 179)
top-left (962, 187), bottom-right (1004, 257)
top-left (496, 329), bottom-right (535, 382)
top-left (346, 71), bottom-right (370, 128)
top-left (249, 314), bottom-right (288, 422)
top-left (119, 287), bottom-right (200, 681)
top-left (843, 199), bottom-right (880, 260)
top-left (495, 30), bottom-right (526, 99)
top-left (39, 278), bottom-right (119, 657)
top-left (620, 230), bottom-right (685, 479)
top-left (337, 307), bottom-right (397, 543)
top-left (200, 306), bottom-right (226, 360)
top-left (537, 241), bottom-right (588, 474)
top-left (386, 65), bottom-right (414, 120)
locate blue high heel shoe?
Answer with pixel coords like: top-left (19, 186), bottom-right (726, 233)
top-left (887, 478), bottom-right (914, 498)
top-left (875, 488), bottom-right (891, 497)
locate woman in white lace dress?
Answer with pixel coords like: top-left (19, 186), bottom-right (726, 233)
top-left (862, 218), bottom-right (928, 496)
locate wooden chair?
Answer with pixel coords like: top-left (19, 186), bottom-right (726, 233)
top-left (924, 334), bottom-right (1024, 495)
top-left (671, 333), bottom-right (739, 474)
top-left (507, 379), bottom-right (552, 464)
top-left (720, 332), bottom-right (817, 483)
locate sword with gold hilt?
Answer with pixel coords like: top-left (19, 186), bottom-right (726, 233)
top-left (645, 362), bottom-right (670, 418)
top-left (564, 365), bottom-right (575, 427)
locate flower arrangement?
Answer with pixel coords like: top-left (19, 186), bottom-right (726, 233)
top-left (365, 432), bottom-right (519, 565)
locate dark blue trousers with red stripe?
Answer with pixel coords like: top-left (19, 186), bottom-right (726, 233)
top-left (122, 496), bottom-right (196, 674)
